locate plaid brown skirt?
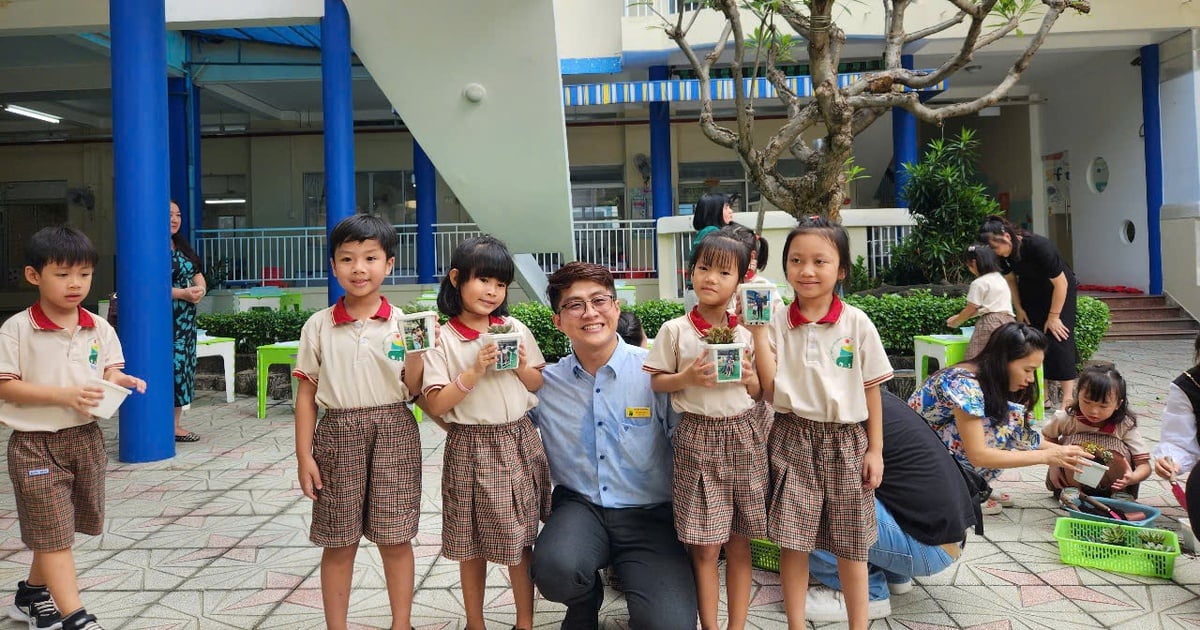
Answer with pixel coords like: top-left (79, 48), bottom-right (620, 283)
top-left (310, 402), bottom-right (421, 548)
top-left (965, 312), bottom-right (1016, 360)
top-left (442, 416), bottom-right (551, 565)
top-left (767, 413), bottom-right (876, 562)
top-left (673, 407), bottom-right (769, 545)
top-left (8, 423), bottom-right (107, 552)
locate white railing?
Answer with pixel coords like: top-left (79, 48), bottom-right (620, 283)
top-left (196, 220), bottom-right (660, 287)
top-left (865, 224), bottom-right (913, 278)
top-left (624, 0), bottom-right (702, 17)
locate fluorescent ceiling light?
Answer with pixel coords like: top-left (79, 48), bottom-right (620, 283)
top-left (4, 105), bottom-right (61, 124)
top-left (205, 198), bottom-right (246, 205)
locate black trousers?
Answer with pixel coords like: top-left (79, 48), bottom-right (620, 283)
top-left (530, 486), bottom-right (698, 630)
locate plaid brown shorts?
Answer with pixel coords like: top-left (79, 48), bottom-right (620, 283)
top-left (310, 402), bottom-right (421, 548)
top-left (8, 423), bottom-right (107, 552)
top-left (766, 413), bottom-right (876, 562)
top-left (673, 408), bottom-right (769, 545)
top-left (442, 416), bottom-right (550, 565)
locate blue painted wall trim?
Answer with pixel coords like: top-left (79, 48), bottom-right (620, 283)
top-left (892, 54), bottom-right (919, 207)
top-left (321, 0), bottom-right (355, 305)
top-left (168, 77), bottom-right (191, 241)
top-left (560, 56), bottom-right (623, 75)
top-left (110, 0), bottom-right (175, 463)
top-left (414, 141), bottom-right (437, 284)
top-left (1141, 44), bottom-right (1163, 295)
top-left (649, 65), bottom-right (673, 222)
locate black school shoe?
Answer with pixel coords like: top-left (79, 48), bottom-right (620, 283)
top-left (60, 609), bottom-right (103, 630)
top-left (9, 581), bottom-right (62, 630)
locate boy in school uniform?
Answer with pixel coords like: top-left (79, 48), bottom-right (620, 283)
top-left (0, 226), bottom-right (146, 630)
top-left (293, 215), bottom-right (425, 630)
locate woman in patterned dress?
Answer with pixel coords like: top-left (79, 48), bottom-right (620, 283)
top-left (908, 323), bottom-right (1089, 514)
top-left (170, 201), bottom-right (205, 442)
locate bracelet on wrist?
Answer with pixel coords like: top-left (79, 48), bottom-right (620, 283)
top-left (454, 373), bottom-right (475, 393)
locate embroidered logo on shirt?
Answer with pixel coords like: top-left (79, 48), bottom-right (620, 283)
top-left (383, 333), bottom-right (406, 361)
top-left (626, 407), bottom-right (651, 418)
top-left (831, 337), bottom-right (855, 369)
top-left (27, 468), bottom-right (49, 477)
top-left (88, 339), bottom-right (100, 368)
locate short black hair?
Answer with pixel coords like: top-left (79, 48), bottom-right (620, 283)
top-left (25, 226), bottom-right (99, 271)
top-left (692, 193), bottom-right (730, 232)
top-left (329, 214), bottom-right (398, 259)
top-left (689, 231), bottom-right (750, 281)
top-left (617, 311), bottom-right (646, 347)
top-left (969, 322), bottom-right (1047, 420)
top-left (965, 242), bottom-right (1002, 275)
top-left (1068, 362), bottom-right (1136, 427)
top-left (546, 261), bottom-right (616, 312)
top-left (782, 216), bottom-right (851, 280)
top-left (437, 235), bottom-right (515, 317)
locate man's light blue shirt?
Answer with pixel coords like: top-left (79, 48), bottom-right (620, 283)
top-left (529, 338), bottom-right (676, 508)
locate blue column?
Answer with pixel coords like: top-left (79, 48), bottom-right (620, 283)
top-left (1141, 44), bottom-right (1163, 295)
top-left (322, 0), bottom-right (355, 304)
top-left (111, 0), bottom-right (175, 462)
top-left (414, 140), bottom-right (437, 284)
top-left (892, 55), bottom-right (919, 207)
top-left (649, 65), bottom-right (673, 220)
top-left (168, 76), bottom-right (191, 240)
top-left (189, 81), bottom-right (204, 255)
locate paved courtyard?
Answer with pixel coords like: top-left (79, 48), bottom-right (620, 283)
top-left (0, 340), bottom-right (1196, 628)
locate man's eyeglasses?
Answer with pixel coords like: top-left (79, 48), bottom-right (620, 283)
top-left (558, 294), bottom-right (617, 318)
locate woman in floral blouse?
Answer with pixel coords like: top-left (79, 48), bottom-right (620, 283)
top-left (909, 323), bottom-right (1090, 515)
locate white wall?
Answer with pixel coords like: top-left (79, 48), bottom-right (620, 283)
top-left (1035, 50), bottom-right (1149, 290)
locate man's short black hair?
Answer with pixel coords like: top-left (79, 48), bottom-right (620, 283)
top-left (329, 214), bottom-right (399, 259)
top-left (25, 226), bottom-right (99, 271)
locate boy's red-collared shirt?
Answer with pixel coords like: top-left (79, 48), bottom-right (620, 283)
top-left (330, 296), bottom-right (392, 325)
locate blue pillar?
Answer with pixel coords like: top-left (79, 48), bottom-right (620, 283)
top-left (892, 55), bottom-right (919, 207)
top-left (414, 140), bottom-right (437, 284)
top-left (322, 0), bottom-right (355, 304)
top-left (168, 76), bottom-right (191, 241)
top-left (649, 65), bottom-right (673, 220)
top-left (1141, 44), bottom-right (1163, 295)
top-left (111, 0), bottom-right (175, 462)
top-left (189, 81), bottom-right (204, 255)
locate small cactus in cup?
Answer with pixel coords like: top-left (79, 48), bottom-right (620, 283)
top-left (703, 325), bottom-right (736, 345)
top-left (487, 323), bottom-right (514, 335)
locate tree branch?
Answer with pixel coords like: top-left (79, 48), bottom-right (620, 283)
top-left (663, 9), bottom-right (738, 148)
top-left (905, 11), bottom-right (966, 43)
top-left (774, 1), bottom-right (814, 40)
top-left (883, 0), bottom-right (911, 69)
top-left (945, 0), bottom-right (986, 18)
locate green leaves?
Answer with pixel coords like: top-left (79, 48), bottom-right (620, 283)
top-left (197, 309), bottom-right (317, 354)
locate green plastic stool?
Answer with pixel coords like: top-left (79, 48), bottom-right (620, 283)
top-left (913, 334), bottom-right (1043, 420)
top-left (257, 341), bottom-right (300, 419)
top-left (279, 292), bottom-right (303, 312)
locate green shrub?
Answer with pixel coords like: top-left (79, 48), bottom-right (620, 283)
top-left (632, 300), bottom-right (685, 339)
top-left (845, 292), bottom-right (1110, 367)
top-left (508, 302), bottom-right (571, 362)
top-left (198, 309), bottom-right (317, 353)
top-left (846, 255), bottom-right (879, 294)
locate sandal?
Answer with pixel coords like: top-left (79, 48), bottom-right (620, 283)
top-left (174, 432), bottom-right (201, 443)
top-left (982, 499), bottom-right (1003, 516)
top-left (990, 491), bottom-right (1014, 507)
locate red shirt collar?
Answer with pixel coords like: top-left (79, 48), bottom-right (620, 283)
top-left (331, 296), bottom-right (392, 325)
top-left (688, 307), bottom-right (738, 337)
top-left (29, 301), bottom-right (95, 331)
top-left (788, 295), bottom-right (843, 328)
top-left (448, 314), bottom-right (506, 341)
top-left (1075, 410), bottom-right (1117, 434)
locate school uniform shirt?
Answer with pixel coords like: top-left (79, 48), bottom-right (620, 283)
top-left (766, 295), bottom-right (893, 424)
top-left (966, 272), bottom-right (1014, 316)
top-left (1042, 409), bottom-right (1151, 466)
top-left (643, 310), bottom-right (755, 417)
top-left (0, 303), bottom-right (125, 432)
top-left (293, 297), bottom-right (414, 410)
top-left (421, 315), bottom-right (544, 425)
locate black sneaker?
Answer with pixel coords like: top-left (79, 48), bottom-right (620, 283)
top-left (60, 609), bottom-right (103, 630)
top-left (8, 581), bottom-right (62, 630)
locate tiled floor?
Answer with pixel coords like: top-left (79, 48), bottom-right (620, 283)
top-left (0, 340), bottom-right (1197, 628)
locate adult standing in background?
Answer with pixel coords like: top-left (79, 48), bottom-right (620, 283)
top-left (979, 215), bottom-right (1079, 408)
top-left (170, 201), bottom-right (205, 442)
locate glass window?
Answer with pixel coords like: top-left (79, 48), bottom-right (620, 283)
top-left (570, 165), bottom-right (624, 222)
top-left (304, 170), bottom-right (416, 227)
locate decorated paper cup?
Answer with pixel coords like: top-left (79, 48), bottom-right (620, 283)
top-left (91, 379), bottom-right (131, 419)
top-left (484, 332), bottom-right (523, 371)
top-left (738, 284), bottom-right (774, 325)
top-left (706, 342), bottom-right (746, 384)
top-left (401, 311), bottom-right (437, 353)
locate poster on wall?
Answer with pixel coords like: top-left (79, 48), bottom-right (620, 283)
top-left (1042, 151), bottom-right (1071, 216)
top-left (630, 186), bottom-right (651, 219)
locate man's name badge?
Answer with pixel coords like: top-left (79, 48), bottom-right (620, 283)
top-left (626, 407), bottom-right (651, 418)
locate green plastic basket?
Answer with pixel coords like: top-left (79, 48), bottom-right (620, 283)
top-left (1053, 517), bottom-right (1180, 579)
top-left (750, 538), bottom-right (780, 572)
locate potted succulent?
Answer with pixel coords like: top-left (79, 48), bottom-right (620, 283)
top-left (1078, 441), bottom-right (1129, 490)
top-left (704, 325), bottom-right (745, 384)
top-left (482, 322), bottom-right (522, 371)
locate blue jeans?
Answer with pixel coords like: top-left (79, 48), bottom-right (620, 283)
top-left (808, 498), bottom-right (955, 601)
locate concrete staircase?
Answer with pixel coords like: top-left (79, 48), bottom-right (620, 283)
top-left (1091, 294), bottom-right (1200, 341)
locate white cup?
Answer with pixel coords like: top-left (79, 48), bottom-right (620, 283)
top-left (1074, 459), bottom-right (1109, 487)
top-left (91, 379), bottom-right (131, 419)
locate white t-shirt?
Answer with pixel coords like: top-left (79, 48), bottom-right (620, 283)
top-left (966, 272), bottom-right (1014, 316)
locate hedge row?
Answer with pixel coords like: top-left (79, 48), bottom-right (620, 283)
top-left (198, 293), bottom-right (1110, 366)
